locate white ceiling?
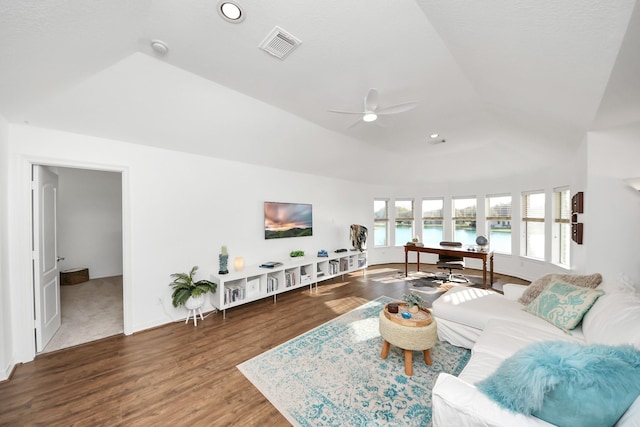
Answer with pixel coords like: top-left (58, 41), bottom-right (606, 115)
top-left (1, 0), bottom-right (638, 185)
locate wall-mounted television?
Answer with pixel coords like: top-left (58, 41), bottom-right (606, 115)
top-left (264, 202), bottom-right (313, 239)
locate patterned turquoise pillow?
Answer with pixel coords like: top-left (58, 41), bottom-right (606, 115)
top-left (524, 280), bottom-right (603, 330)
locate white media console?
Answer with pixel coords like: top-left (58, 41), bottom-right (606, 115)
top-left (210, 251), bottom-right (367, 318)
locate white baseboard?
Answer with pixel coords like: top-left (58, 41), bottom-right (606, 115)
top-left (1, 358), bottom-right (15, 381)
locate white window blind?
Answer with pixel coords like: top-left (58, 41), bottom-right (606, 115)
top-left (554, 188), bottom-right (571, 266)
top-left (396, 200), bottom-right (414, 219)
top-left (555, 190), bottom-right (571, 224)
top-left (487, 195), bottom-right (512, 220)
top-left (522, 191), bottom-right (545, 259)
top-left (523, 192), bottom-right (545, 221)
top-left (453, 197), bottom-right (476, 219)
top-left (422, 199), bottom-right (443, 219)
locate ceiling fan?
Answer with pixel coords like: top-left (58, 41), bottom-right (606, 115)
top-left (328, 88), bottom-right (418, 126)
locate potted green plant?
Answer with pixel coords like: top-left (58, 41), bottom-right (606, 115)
top-left (169, 266), bottom-right (217, 309)
top-left (403, 292), bottom-right (425, 313)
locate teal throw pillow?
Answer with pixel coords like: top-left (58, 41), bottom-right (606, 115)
top-left (524, 280), bottom-right (603, 330)
top-left (477, 341), bottom-right (640, 427)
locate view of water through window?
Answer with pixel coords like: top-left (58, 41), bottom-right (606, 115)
top-left (387, 225), bottom-right (511, 253)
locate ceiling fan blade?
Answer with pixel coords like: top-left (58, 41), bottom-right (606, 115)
top-left (376, 101), bottom-right (418, 115)
top-left (347, 118), bottom-right (363, 129)
top-left (328, 109), bottom-right (366, 115)
top-left (365, 88), bottom-right (379, 111)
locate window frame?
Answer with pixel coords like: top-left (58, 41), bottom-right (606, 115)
top-left (373, 199), bottom-right (389, 247)
top-left (486, 194), bottom-right (512, 254)
top-left (552, 187), bottom-right (571, 267)
top-left (522, 190), bottom-right (545, 260)
top-left (452, 196), bottom-right (477, 246)
top-left (394, 199), bottom-right (415, 246)
top-left (422, 197), bottom-right (444, 246)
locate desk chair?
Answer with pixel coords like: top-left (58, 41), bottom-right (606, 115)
top-left (436, 241), bottom-right (469, 283)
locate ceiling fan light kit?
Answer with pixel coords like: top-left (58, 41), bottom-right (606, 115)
top-left (328, 88), bottom-right (418, 125)
top-left (363, 113), bottom-right (378, 122)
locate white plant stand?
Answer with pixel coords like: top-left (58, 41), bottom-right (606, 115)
top-left (185, 295), bottom-right (205, 326)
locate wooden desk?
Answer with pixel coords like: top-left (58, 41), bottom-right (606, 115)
top-left (404, 244), bottom-right (494, 289)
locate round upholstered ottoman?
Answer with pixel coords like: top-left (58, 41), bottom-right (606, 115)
top-left (379, 310), bottom-right (438, 376)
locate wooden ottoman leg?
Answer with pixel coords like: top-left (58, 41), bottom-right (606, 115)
top-left (381, 340), bottom-right (390, 359)
top-left (404, 349), bottom-right (413, 376)
top-left (423, 348), bottom-right (432, 366)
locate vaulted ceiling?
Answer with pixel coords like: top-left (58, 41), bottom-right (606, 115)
top-left (1, 0), bottom-right (638, 185)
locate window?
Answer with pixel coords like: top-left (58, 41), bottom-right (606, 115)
top-left (373, 199), bottom-right (389, 246)
top-left (395, 199), bottom-right (414, 246)
top-left (422, 198), bottom-right (444, 245)
top-left (452, 197), bottom-right (477, 245)
top-left (553, 188), bottom-right (571, 266)
top-left (486, 195), bottom-right (512, 254)
top-left (522, 191), bottom-right (545, 259)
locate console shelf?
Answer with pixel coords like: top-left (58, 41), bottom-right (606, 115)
top-left (211, 251), bottom-right (367, 318)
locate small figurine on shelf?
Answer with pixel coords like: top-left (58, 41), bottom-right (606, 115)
top-left (219, 245), bottom-right (229, 275)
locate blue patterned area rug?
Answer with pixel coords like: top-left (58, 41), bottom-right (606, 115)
top-left (237, 296), bottom-right (470, 426)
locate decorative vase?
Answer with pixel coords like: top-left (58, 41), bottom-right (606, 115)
top-left (409, 305), bottom-right (419, 313)
top-left (185, 294), bottom-right (204, 310)
top-left (219, 253), bottom-right (229, 275)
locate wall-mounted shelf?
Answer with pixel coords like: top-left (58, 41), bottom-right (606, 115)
top-left (571, 191), bottom-right (584, 245)
top-left (572, 191), bottom-right (584, 214)
top-left (572, 223), bottom-right (583, 244)
top-left (211, 251), bottom-right (367, 319)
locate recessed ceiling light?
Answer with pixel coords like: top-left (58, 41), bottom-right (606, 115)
top-left (363, 112), bottom-right (378, 122)
top-left (430, 133), bottom-right (439, 139)
top-left (218, 1), bottom-right (245, 23)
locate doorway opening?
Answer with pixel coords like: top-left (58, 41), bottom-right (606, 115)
top-left (33, 165), bottom-right (124, 353)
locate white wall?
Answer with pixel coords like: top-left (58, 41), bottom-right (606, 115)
top-left (586, 122), bottom-right (640, 287)
top-left (6, 124), bottom-right (375, 366)
top-left (365, 152), bottom-right (586, 281)
top-left (0, 113), bottom-right (12, 379)
top-left (5, 120), bottom-right (635, 376)
top-left (57, 168), bottom-right (123, 278)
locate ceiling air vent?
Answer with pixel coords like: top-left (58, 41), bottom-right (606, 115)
top-left (259, 26), bottom-right (302, 60)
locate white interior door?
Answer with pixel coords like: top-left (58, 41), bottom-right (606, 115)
top-left (33, 165), bottom-right (61, 352)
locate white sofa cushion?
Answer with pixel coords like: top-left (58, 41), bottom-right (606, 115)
top-left (432, 373), bottom-right (555, 427)
top-left (433, 373), bottom-right (640, 427)
top-left (471, 319), bottom-right (583, 361)
top-left (435, 317), bottom-right (482, 350)
top-left (582, 290), bottom-right (640, 349)
top-left (433, 286), bottom-right (581, 340)
top-left (459, 319), bottom-right (583, 384)
top-left (432, 279), bottom-right (640, 427)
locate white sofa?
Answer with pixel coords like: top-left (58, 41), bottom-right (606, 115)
top-left (431, 281), bottom-right (640, 427)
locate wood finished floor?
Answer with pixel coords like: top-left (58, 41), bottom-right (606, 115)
top-left (0, 263), bottom-right (528, 426)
